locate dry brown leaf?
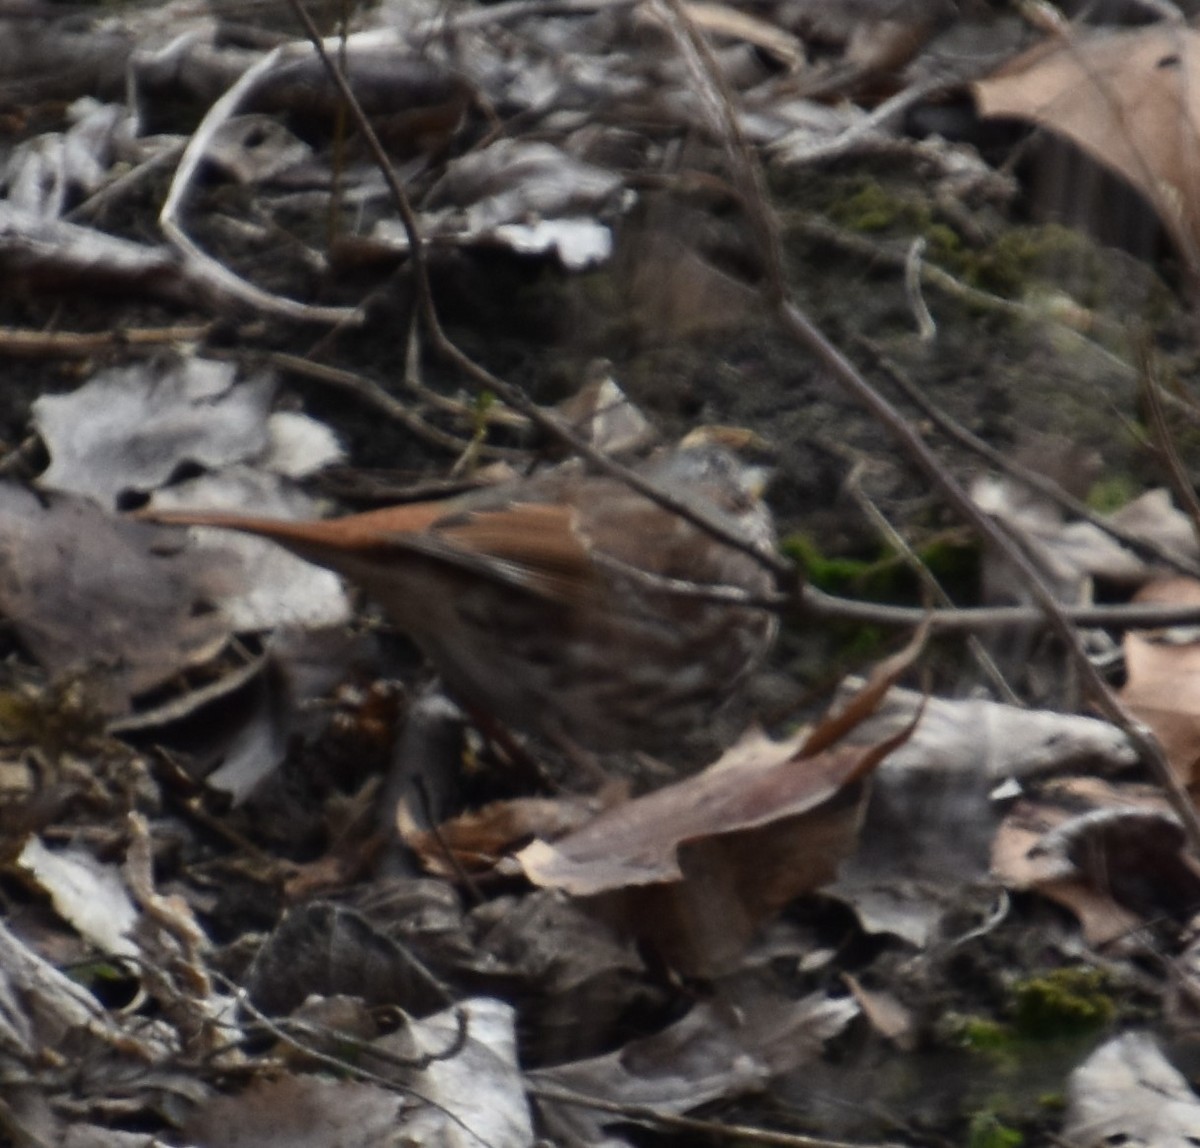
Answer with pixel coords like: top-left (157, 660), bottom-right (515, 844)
top-left (974, 27), bottom-right (1200, 261)
top-left (992, 776), bottom-right (1198, 945)
top-left (517, 729), bottom-right (906, 898)
top-left (404, 788), bottom-right (626, 876)
top-left (1121, 635), bottom-right (1200, 786)
top-left (1118, 576), bottom-right (1200, 784)
top-left (186, 1075), bottom-right (405, 1148)
top-left (515, 635), bottom-right (924, 973)
top-left (529, 990), bottom-right (857, 1145)
top-left (0, 484), bottom-right (233, 715)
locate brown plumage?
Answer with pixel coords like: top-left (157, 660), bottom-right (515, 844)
top-left (144, 445), bottom-right (779, 755)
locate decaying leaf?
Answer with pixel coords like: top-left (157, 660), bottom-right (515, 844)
top-left (1066, 1032), bottom-right (1200, 1148)
top-left (244, 902), bottom-right (446, 1019)
top-left (376, 139), bottom-right (632, 270)
top-left (1108, 490), bottom-right (1200, 567)
top-left (840, 680), bottom-right (1137, 779)
top-left (204, 115), bottom-right (313, 185)
top-left (991, 776), bottom-right (1197, 944)
top-left (829, 683), bottom-right (1135, 945)
top-left (404, 789), bottom-right (624, 876)
top-left (34, 356), bottom-right (340, 507)
top-left (17, 836), bottom-right (138, 958)
top-left (554, 362), bottom-right (658, 457)
top-left (974, 27), bottom-right (1200, 261)
top-left (380, 998), bottom-right (535, 1148)
top-left (842, 972), bottom-right (914, 1050)
top-left (681, 2), bottom-right (807, 69)
top-left (186, 1075), bottom-right (405, 1148)
top-left (0, 917), bottom-right (164, 1062)
top-left (0, 484), bottom-right (232, 715)
top-left (971, 473), bottom-right (1147, 604)
top-left (0, 201), bottom-right (191, 300)
top-left (5, 98), bottom-right (133, 219)
top-left (513, 634), bottom-right (923, 972)
top-left (529, 990), bottom-right (858, 1147)
top-left (465, 890), bottom-right (647, 1063)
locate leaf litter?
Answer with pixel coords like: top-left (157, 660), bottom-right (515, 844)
top-left (6, 2), bottom-right (1200, 1146)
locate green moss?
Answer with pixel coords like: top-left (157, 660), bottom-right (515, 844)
top-left (782, 531), bottom-right (978, 606)
top-left (1086, 474), bottom-right (1140, 513)
top-left (925, 222), bottom-right (964, 262)
top-left (916, 534), bottom-right (980, 595)
top-left (967, 1110), bottom-right (1025, 1148)
top-left (951, 1015), bottom-right (1016, 1052)
top-left (782, 533), bottom-right (881, 595)
top-left (1012, 968), bottom-right (1115, 1039)
top-left (826, 179), bottom-right (914, 233)
top-left (960, 223), bottom-right (1125, 306)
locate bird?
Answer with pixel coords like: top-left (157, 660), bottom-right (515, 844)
top-left (141, 443), bottom-right (779, 758)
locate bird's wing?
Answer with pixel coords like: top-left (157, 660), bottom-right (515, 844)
top-left (399, 501), bottom-right (597, 603)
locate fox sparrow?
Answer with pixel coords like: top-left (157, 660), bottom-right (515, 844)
top-left (145, 444), bottom-right (779, 755)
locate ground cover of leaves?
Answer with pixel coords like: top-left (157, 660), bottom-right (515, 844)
top-left (8, 2), bottom-right (1200, 1147)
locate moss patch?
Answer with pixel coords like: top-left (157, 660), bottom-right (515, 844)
top-left (1012, 968), bottom-right (1116, 1039)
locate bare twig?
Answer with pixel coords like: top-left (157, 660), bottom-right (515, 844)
top-left (159, 42), bottom-right (363, 324)
top-left (778, 299), bottom-right (1200, 852)
top-left (68, 137), bottom-right (187, 224)
top-left (213, 974), bottom-right (485, 1142)
top-left (903, 237), bottom-right (936, 341)
top-left (793, 213), bottom-right (1131, 360)
top-left (768, 76), bottom-right (946, 166)
top-left (415, 0), bottom-right (637, 36)
top-left (799, 585), bottom-right (1200, 631)
top-left (0, 323), bottom-right (213, 357)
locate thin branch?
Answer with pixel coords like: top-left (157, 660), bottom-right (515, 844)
top-left (842, 463), bottom-right (1020, 703)
top-left (903, 237), bottom-right (936, 341)
top-left (792, 213), bottom-right (1131, 365)
top-left (158, 41), bottom-right (362, 324)
top-left (0, 323), bottom-right (213, 357)
top-left (215, 974), bottom-right (487, 1143)
top-left (799, 585), bottom-right (1200, 631)
top-left (777, 297), bottom-right (1200, 852)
